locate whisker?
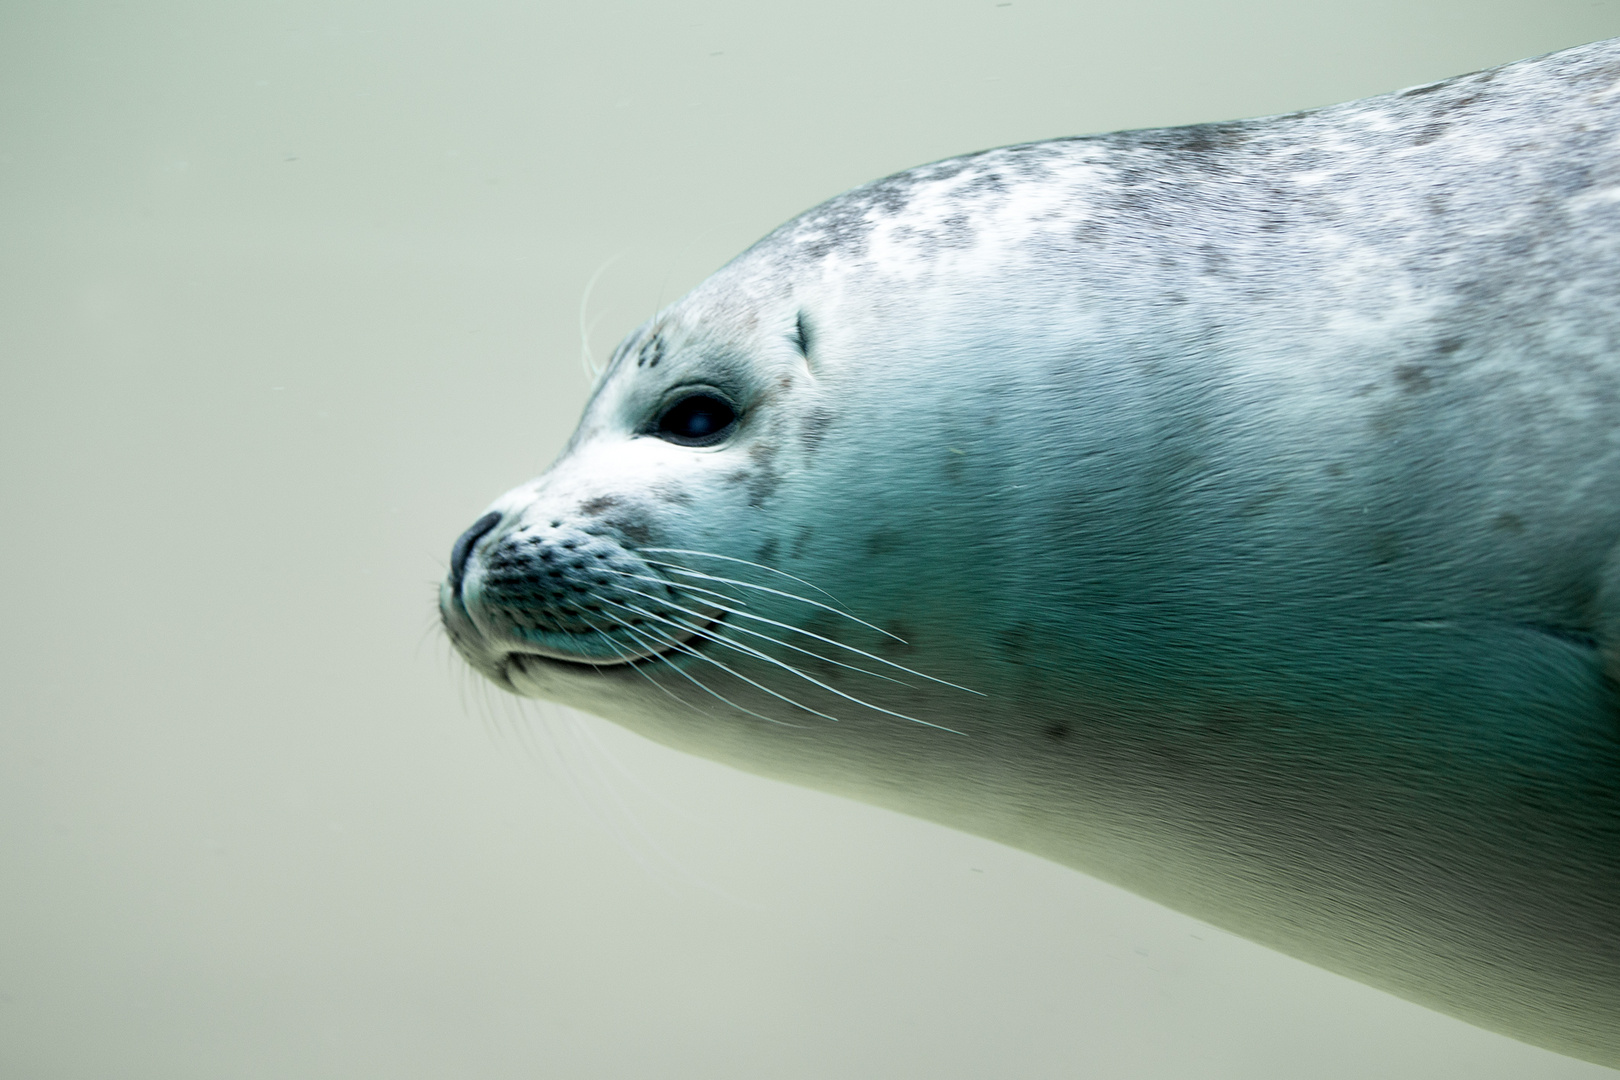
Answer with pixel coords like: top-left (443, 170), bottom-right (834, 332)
top-left (605, 570), bottom-right (983, 696)
top-left (640, 547), bottom-right (846, 604)
top-left (591, 619), bottom-right (695, 711)
top-left (643, 562), bottom-right (905, 643)
top-left (578, 255), bottom-right (621, 381)
top-left (608, 615), bottom-right (807, 728)
top-left (606, 581), bottom-right (909, 686)
top-left (600, 568), bottom-right (748, 608)
top-left (610, 597), bottom-right (965, 735)
top-left (602, 600), bottom-right (847, 725)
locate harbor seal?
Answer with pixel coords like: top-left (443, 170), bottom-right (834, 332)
top-left (441, 38), bottom-right (1620, 1067)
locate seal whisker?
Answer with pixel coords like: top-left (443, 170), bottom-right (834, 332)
top-left (577, 255), bottom-right (620, 380)
top-left (592, 620), bottom-right (699, 708)
top-left (611, 610), bottom-right (832, 725)
top-left (612, 597), bottom-right (966, 735)
top-left (598, 568), bottom-right (750, 608)
top-left (607, 582), bottom-right (911, 686)
top-left (607, 573), bottom-right (981, 695)
top-left (597, 597), bottom-right (850, 722)
top-left (639, 547), bottom-right (846, 604)
top-left (596, 617), bottom-right (801, 729)
top-left (641, 562), bottom-right (906, 643)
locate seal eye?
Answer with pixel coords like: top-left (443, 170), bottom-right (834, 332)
top-left (655, 392), bottom-right (737, 446)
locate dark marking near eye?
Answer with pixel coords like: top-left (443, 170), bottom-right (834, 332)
top-left (747, 473), bottom-right (779, 507)
top-left (800, 407), bottom-right (835, 453)
top-left (755, 537), bottom-right (779, 565)
top-left (652, 482), bottom-right (692, 506)
top-left (580, 495), bottom-right (620, 516)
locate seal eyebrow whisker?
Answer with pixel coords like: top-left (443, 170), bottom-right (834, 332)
top-left (578, 254), bottom-right (620, 380)
top-left (604, 618), bottom-right (800, 728)
top-left (613, 598), bottom-right (966, 735)
top-left (607, 582), bottom-right (910, 686)
top-left (640, 548), bottom-right (845, 605)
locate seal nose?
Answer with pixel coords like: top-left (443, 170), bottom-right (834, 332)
top-left (450, 511), bottom-right (503, 591)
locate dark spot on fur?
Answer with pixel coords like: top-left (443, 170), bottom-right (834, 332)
top-left (1435, 337), bottom-right (1463, 355)
top-left (1325, 462), bottom-right (1346, 478)
top-left (1238, 485), bottom-right (1286, 517)
top-left (1198, 243), bottom-right (1229, 276)
top-left (1412, 122), bottom-right (1447, 147)
top-left (637, 334), bottom-right (666, 369)
top-left (1044, 722), bottom-right (1071, 742)
top-left (652, 483), bottom-right (692, 507)
top-left (1371, 530), bottom-right (1403, 566)
top-left (601, 514), bottom-right (653, 546)
top-left (747, 474), bottom-right (779, 508)
top-left (755, 537), bottom-right (779, 566)
top-left (865, 529), bottom-right (904, 556)
top-left (1526, 623), bottom-right (1599, 650)
top-left (799, 406), bottom-right (835, 453)
top-left (792, 525), bottom-right (815, 558)
top-left (997, 623), bottom-right (1034, 664)
top-left (742, 442), bottom-right (782, 507)
top-left (1494, 512), bottom-right (1526, 533)
top-left (879, 621), bottom-right (916, 659)
top-left (1395, 364), bottom-right (1434, 393)
top-left (580, 495), bottom-right (620, 516)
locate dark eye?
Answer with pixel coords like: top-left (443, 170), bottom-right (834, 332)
top-left (655, 392), bottom-right (737, 446)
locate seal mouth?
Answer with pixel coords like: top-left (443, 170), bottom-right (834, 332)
top-left (502, 608), bottom-right (727, 676)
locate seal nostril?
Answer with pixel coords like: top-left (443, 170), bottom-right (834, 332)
top-left (450, 511), bottom-right (503, 589)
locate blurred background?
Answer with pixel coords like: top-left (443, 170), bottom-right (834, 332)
top-left (3, 2), bottom-right (1618, 1077)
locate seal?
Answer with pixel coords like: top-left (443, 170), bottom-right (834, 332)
top-left (440, 38), bottom-right (1620, 1067)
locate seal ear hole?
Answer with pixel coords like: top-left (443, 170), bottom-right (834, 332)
top-left (790, 311), bottom-right (814, 361)
top-left (654, 392), bottom-right (738, 447)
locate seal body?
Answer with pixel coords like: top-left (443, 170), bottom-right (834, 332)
top-left (442, 39), bottom-right (1620, 1066)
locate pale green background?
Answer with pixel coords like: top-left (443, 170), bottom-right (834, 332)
top-left (3, 2), bottom-right (1618, 1077)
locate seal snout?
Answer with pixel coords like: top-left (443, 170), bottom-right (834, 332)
top-left (449, 511), bottom-right (503, 592)
top-left (447, 517), bottom-right (720, 670)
